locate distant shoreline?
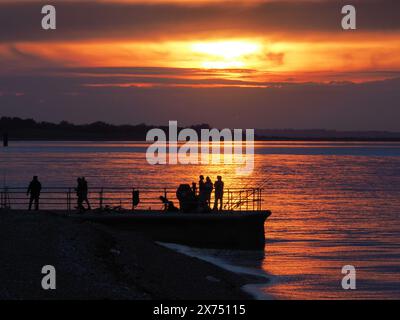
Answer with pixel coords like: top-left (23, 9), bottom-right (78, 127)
top-left (2, 117), bottom-right (400, 142)
top-left (4, 138), bottom-right (400, 142)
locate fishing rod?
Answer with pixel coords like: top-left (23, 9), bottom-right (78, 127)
top-left (226, 175), bottom-right (272, 210)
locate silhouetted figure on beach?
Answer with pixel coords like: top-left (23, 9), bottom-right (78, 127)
top-left (81, 177), bottom-right (91, 210)
top-left (159, 196), bottom-right (179, 212)
top-left (213, 176), bottom-right (224, 211)
top-left (204, 176), bottom-right (213, 207)
top-left (27, 176), bottom-right (41, 211)
top-left (75, 178), bottom-right (85, 212)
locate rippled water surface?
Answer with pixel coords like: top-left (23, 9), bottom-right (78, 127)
top-left (1, 141), bottom-right (400, 299)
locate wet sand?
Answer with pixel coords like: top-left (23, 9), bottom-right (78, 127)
top-left (0, 210), bottom-right (263, 300)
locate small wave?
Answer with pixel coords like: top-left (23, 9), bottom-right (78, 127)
top-left (156, 242), bottom-right (276, 300)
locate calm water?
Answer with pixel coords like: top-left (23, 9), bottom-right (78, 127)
top-left (1, 141), bottom-right (400, 299)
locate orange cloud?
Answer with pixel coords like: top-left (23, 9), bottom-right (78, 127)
top-left (0, 0), bottom-right (399, 85)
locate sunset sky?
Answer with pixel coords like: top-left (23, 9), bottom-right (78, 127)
top-left (1, 0), bottom-right (399, 130)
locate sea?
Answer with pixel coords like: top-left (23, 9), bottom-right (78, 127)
top-left (1, 140), bottom-right (399, 299)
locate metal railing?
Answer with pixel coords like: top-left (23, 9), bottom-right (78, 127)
top-left (0, 186), bottom-right (263, 212)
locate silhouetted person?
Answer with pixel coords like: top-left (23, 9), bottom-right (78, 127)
top-left (132, 189), bottom-right (140, 208)
top-left (199, 175), bottom-right (205, 195)
top-left (27, 176), bottom-right (41, 210)
top-left (81, 177), bottom-right (91, 210)
top-left (192, 182), bottom-right (197, 196)
top-left (213, 176), bottom-right (224, 211)
top-left (176, 184), bottom-right (198, 212)
top-left (204, 176), bottom-right (213, 207)
top-left (198, 175), bottom-right (206, 207)
top-left (159, 196), bottom-right (179, 212)
top-left (75, 178), bottom-right (84, 212)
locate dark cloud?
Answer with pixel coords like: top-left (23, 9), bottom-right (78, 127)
top-left (0, 0), bottom-right (399, 42)
top-left (0, 67), bottom-right (283, 89)
top-left (3, 66), bottom-right (399, 88)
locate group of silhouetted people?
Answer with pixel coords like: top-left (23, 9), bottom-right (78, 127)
top-left (198, 175), bottom-right (224, 211)
top-left (26, 176), bottom-right (91, 212)
top-left (75, 177), bottom-right (91, 212)
top-left (26, 174), bottom-right (224, 213)
top-left (173, 175), bottom-right (224, 213)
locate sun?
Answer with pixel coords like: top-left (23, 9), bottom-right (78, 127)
top-left (192, 41), bottom-right (260, 59)
top-left (191, 40), bottom-right (261, 69)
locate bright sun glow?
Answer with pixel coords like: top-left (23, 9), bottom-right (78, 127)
top-left (191, 41), bottom-right (261, 69)
top-left (192, 41), bottom-right (260, 59)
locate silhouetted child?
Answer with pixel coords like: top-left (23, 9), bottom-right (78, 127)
top-left (159, 196), bottom-right (179, 212)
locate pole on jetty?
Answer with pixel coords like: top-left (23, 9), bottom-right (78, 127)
top-left (1, 133), bottom-right (8, 201)
top-left (132, 188), bottom-right (135, 212)
top-left (99, 188), bottom-right (104, 210)
top-left (2, 132), bottom-right (8, 147)
top-left (164, 188), bottom-right (167, 211)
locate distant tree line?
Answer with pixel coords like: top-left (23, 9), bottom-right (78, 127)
top-left (0, 117), bottom-right (212, 141)
top-left (1, 117), bottom-right (400, 141)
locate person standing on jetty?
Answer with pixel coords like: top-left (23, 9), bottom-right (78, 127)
top-left (75, 177), bottom-right (91, 212)
top-left (198, 175), bottom-right (206, 208)
top-left (204, 176), bottom-right (213, 207)
top-left (75, 178), bottom-right (84, 212)
top-left (81, 177), bottom-right (91, 211)
top-left (198, 175), bottom-right (205, 195)
top-left (191, 182), bottom-right (197, 196)
top-left (213, 176), bottom-right (224, 211)
top-left (26, 176), bottom-right (41, 211)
